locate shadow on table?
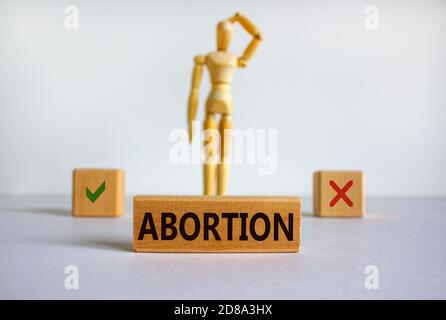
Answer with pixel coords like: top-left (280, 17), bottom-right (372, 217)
top-left (8, 207), bottom-right (72, 217)
top-left (77, 239), bottom-right (132, 252)
top-left (301, 211), bottom-right (316, 218)
top-left (40, 238), bottom-right (132, 252)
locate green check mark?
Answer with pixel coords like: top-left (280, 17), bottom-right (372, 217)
top-left (86, 181), bottom-right (106, 203)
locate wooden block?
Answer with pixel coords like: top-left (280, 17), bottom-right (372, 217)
top-left (133, 196), bottom-right (301, 253)
top-left (72, 169), bottom-right (125, 217)
top-left (313, 171), bottom-right (364, 217)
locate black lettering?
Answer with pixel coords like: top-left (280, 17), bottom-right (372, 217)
top-left (138, 212), bottom-right (158, 240)
top-left (204, 213), bottom-right (221, 240)
top-left (221, 213), bottom-right (238, 240)
top-left (250, 212), bottom-right (270, 241)
top-left (161, 212), bottom-right (177, 240)
top-left (179, 212), bottom-right (200, 241)
top-left (239, 213), bottom-right (248, 240)
top-left (274, 213), bottom-right (293, 241)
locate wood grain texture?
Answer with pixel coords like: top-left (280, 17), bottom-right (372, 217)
top-left (72, 169), bottom-right (124, 217)
top-left (133, 196), bottom-right (301, 253)
top-left (313, 171), bottom-right (364, 217)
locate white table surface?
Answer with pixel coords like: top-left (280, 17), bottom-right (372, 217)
top-left (0, 194), bottom-right (445, 299)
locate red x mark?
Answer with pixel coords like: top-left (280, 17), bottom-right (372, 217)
top-left (329, 180), bottom-right (353, 207)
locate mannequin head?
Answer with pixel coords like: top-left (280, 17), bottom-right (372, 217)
top-left (216, 20), bottom-right (233, 51)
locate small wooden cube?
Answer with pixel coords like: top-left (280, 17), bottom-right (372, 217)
top-left (72, 169), bottom-right (125, 217)
top-left (313, 171), bottom-right (364, 217)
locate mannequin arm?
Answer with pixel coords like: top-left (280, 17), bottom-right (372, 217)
top-left (187, 55), bottom-right (206, 143)
top-left (228, 12), bottom-right (263, 67)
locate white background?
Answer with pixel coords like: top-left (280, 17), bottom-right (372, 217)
top-left (1, 0), bottom-right (445, 197)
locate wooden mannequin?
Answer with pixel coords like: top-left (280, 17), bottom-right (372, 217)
top-left (187, 12), bottom-right (263, 195)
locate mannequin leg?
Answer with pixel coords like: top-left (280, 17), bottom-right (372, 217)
top-left (217, 114), bottom-right (232, 195)
top-left (203, 113), bottom-right (217, 195)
